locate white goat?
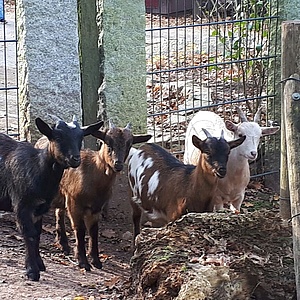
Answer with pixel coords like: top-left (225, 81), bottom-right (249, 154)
top-left (184, 107), bottom-right (280, 213)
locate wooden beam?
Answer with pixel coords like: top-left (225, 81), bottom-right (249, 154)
top-left (284, 73), bottom-right (300, 298)
top-left (280, 21), bottom-right (300, 219)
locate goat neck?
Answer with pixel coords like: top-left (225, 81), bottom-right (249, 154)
top-left (97, 142), bottom-right (115, 177)
top-left (186, 152), bottom-right (218, 212)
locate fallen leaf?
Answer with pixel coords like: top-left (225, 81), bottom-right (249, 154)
top-left (243, 201), bottom-right (254, 207)
top-left (104, 276), bottom-right (120, 288)
top-left (247, 181), bottom-right (263, 189)
top-left (74, 296), bottom-right (86, 300)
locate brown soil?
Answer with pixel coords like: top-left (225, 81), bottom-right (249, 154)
top-left (0, 175), bottom-right (296, 300)
top-left (0, 174), bottom-right (133, 300)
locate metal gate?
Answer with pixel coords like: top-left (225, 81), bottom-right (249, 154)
top-left (145, 0), bottom-right (280, 181)
top-left (0, 1), bottom-right (19, 137)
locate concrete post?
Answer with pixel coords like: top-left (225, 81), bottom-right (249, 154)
top-left (17, 0), bottom-right (82, 142)
top-left (97, 0), bottom-right (147, 133)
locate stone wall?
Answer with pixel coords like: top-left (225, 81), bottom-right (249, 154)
top-left (97, 0), bottom-right (147, 133)
top-left (17, 0), bottom-right (82, 142)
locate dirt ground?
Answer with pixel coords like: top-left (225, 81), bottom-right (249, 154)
top-left (0, 174), bottom-right (133, 300)
top-left (0, 175), bottom-right (296, 300)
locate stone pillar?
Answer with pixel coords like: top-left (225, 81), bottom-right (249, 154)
top-left (97, 0), bottom-right (147, 133)
top-left (17, 0), bottom-right (82, 142)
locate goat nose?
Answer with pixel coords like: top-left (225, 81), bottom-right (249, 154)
top-left (114, 161), bottom-right (124, 172)
top-left (250, 151), bottom-right (257, 158)
top-left (71, 155), bottom-right (81, 162)
top-left (69, 155), bottom-right (81, 167)
top-left (217, 167), bottom-right (227, 178)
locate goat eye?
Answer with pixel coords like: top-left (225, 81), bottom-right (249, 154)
top-left (108, 145), bottom-right (113, 153)
top-left (238, 134), bottom-right (243, 138)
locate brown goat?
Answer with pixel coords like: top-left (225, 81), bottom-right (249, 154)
top-left (52, 122), bottom-right (151, 271)
top-left (127, 129), bottom-right (245, 240)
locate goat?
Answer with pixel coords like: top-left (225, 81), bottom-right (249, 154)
top-left (0, 116), bottom-right (103, 281)
top-left (50, 122), bottom-right (151, 271)
top-left (127, 129), bottom-right (245, 240)
top-left (183, 107), bottom-right (280, 213)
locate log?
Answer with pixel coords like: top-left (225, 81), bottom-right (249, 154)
top-left (284, 73), bottom-right (300, 299)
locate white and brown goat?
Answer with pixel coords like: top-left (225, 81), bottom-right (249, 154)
top-left (128, 129), bottom-right (245, 240)
top-left (184, 107), bottom-right (280, 213)
top-left (51, 122), bottom-right (151, 271)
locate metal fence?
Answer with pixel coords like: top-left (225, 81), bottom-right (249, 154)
top-left (0, 1), bottom-right (18, 137)
top-left (145, 0), bottom-right (280, 181)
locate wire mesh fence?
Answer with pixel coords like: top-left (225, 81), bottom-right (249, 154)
top-left (145, 0), bottom-right (280, 181)
top-left (0, 1), bottom-right (18, 137)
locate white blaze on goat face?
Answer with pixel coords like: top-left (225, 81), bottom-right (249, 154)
top-left (66, 122), bottom-right (77, 129)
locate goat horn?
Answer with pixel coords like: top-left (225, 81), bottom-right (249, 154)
top-left (125, 123), bottom-right (132, 131)
top-left (202, 128), bottom-right (212, 138)
top-left (254, 106), bottom-right (263, 123)
top-left (235, 106), bottom-right (248, 123)
top-left (46, 114), bottom-right (62, 122)
top-left (109, 119), bottom-right (116, 129)
top-left (72, 115), bottom-right (78, 122)
top-left (220, 129), bottom-right (224, 139)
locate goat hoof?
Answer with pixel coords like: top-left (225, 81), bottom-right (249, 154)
top-left (79, 262), bottom-right (91, 271)
top-left (26, 269), bottom-right (40, 281)
top-left (92, 259), bottom-right (103, 269)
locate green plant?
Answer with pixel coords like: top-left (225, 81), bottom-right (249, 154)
top-left (201, 0), bottom-right (271, 110)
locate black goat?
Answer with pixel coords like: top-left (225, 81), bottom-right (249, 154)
top-left (0, 117), bottom-right (103, 281)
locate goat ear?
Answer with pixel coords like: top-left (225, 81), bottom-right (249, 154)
top-left (192, 135), bottom-right (205, 151)
top-left (91, 129), bottom-right (106, 141)
top-left (225, 120), bottom-right (238, 132)
top-left (35, 118), bottom-right (53, 139)
top-left (228, 135), bottom-right (246, 150)
top-left (261, 126), bottom-right (280, 136)
top-left (82, 121), bottom-right (104, 136)
top-left (132, 134), bottom-right (152, 145)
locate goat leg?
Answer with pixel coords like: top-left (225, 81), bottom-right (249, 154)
top-left (130, 200), bottom-right (142, 241)
top-left (34, 217), bottom-right (46, 271)
top-left (55, 208), bottom-right (71, 255)
top-left (17, 206), bottom-right (43, 281)
top-left (86, 215), bottom-right (102, 269)
top-left (73, 220), bottom-right (92, 271)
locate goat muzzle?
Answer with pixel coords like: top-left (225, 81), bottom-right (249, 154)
top-left (68, 155), bottom-right (81, 168)
top-left (215, 167), bottom-right (227, 178)
top-left (114, 161), bottom-right (124, 172)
